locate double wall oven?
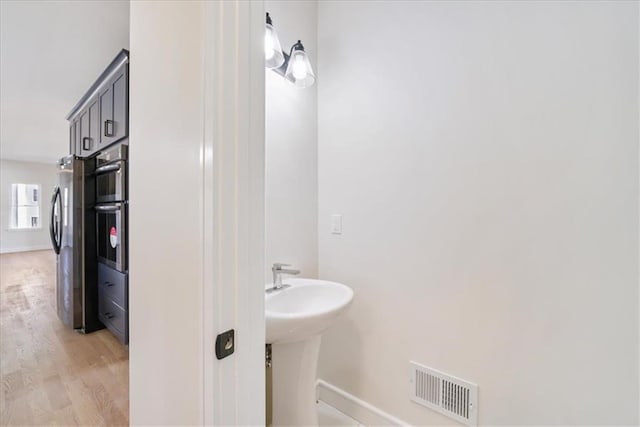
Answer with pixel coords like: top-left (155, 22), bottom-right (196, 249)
top-left (95, 145), bottom-right (127, 272)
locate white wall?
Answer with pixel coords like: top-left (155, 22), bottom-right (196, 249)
top-left (265, 0), bottom-right (318, 281)
top-left (0, 159), bottom-right (57, 253)
top-left (317, 1), bottom-right (639, 425)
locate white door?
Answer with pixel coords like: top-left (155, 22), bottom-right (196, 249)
top-left (129, 1), bottom-right (266, 425)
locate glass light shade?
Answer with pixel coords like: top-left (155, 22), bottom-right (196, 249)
top-left (265, 23), bottom-right (285, 69)
top-left (284, 50), bottom-right (316, 88)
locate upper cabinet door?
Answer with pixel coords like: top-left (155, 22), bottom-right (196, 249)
top-left (99, 84), bottom-right (113, 145)
top-left (74, 120), bottom-right (80, 155)
top-left (100, 63), bottom-right (128, 148)
top-left (79, 98), bottom-right (100, 157)
top-left (112, 69), bottom-right (127, 140)
top-left (69, 121), bottom-right (76, 155)
top-left (79, 108), bottom-right (89, 156)
top-left (89, 99), bottom-right (100, 153)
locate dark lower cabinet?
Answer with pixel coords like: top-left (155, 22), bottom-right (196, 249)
top-left (98, 262), bottom-right (128, 344)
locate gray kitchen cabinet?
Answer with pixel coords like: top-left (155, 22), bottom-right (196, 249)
top-left (98, 262), bottom-right (128, 344)
top-left (89, 99), bottom-right (100, 153)
top-left (65, 49), bottom-right (130, 347)
top-left (78, 97), bottom-right (99, 157)
top-left (69, 119), bottom-right (78, 155)
top-left (99, 63), bottom-right (128, 148)
top-left (78, 107), bottom-right (89, 154)
top-left (67, 49), bottom-right (129, 158)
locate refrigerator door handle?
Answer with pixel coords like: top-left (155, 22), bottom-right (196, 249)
top-left (49, 186), bottom-right (62, 254)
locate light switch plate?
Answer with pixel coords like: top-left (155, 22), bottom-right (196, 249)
top-left (331, 214), bottom-right (342, 234)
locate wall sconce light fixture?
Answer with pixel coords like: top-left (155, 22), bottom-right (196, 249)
top-left (265, 12), bottom-right (316, 88)
top-left (265, 13), bottom-right (285, 69)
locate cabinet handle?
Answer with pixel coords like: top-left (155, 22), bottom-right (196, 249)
top-left (104, 120), bottom-right (114, 137)
top-left (82, 137), bottom-right (91, 151)
top-left (95, 204), bottom-right (121, 212)
top-left (104, 312), bottom-right (115, 319)
top-left (105, 281), bottom-right (115, 287)
top-left (95, 162), bottom-right (121, 175)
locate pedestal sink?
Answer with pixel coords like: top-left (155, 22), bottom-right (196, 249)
top-left (266, 278), bottom-right (353, 426)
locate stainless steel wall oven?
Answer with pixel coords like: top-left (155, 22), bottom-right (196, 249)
top-left (96, 202), bottom-right (127, 272)
top-left (95, 144), bottom-right (128, 273)
top-left (95, 144), bottom-right (127, 204)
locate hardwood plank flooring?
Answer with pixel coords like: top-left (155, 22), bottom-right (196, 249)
top-left (0, 250), bottom-right (128, 426)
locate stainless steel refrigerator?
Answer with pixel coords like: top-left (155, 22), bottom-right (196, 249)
top-left (49, 155), bottom-right (100, 333)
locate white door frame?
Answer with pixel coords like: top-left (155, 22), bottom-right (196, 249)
top-left (129, 0), bottom-right (265, 424)
top-left (203, 1), bottom-right (266, 425)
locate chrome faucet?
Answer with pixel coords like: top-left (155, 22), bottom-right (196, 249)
top-left (271, 263), bottom-right (300, 291)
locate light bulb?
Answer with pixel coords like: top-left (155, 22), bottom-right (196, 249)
top-left (264, 21), bottom-right (285, 69)
top-left (283, 40), bottom-right (315, 88)
top-left (265, 32), bottom-right (275, 60)
top-left (292, 54), bottom-right (307, 80)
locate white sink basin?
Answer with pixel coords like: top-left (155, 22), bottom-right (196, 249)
top-left (266, 278), bottom-right (354, 344)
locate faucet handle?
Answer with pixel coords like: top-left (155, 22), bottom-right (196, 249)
top-left (272, 263), bottom-right (291, 270)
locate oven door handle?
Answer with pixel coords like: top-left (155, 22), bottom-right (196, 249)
top-left (95, 162), bottom-right (122, 175)
top-left (95, 204), bottom-right (122, 212)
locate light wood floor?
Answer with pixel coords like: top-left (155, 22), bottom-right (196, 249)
top-left (0, 250), bottom-right (128, 426)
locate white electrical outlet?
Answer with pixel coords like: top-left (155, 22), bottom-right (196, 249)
top-left (331, 214), bottom-right (342, 234)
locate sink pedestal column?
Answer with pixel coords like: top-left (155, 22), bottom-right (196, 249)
top-left (271, 335), bottom-right (321, 426)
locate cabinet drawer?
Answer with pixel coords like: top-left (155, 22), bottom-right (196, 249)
top-left (98, 291), bottom-right (127, 344)
top-left (98, 263), bottom-right (127, 309)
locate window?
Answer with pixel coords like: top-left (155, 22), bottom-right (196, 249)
top-left (10, 184), bottom-right (41, 229)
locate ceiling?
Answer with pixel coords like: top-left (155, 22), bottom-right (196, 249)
top-left (0, 1), bottom-right (129, 164)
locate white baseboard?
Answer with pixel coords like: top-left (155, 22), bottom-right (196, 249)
top-left (317, 379), bottom-right (411, 427)
top-left (0, 245), bottom-right (52, 254)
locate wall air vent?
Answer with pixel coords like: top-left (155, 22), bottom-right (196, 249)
top-left (409, 361), bottom-right (478, 426)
